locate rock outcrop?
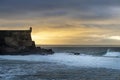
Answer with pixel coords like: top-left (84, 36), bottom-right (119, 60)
top-left (0, 27), bottom-right (54, 55)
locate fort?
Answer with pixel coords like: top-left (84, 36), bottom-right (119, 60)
top-left (0, 27), bottom-right (54, 55)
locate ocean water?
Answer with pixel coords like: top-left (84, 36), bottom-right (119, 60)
top-left (41, 46), bottom-right (120, 55)
top-left (0, 52), bottom-right (120, 69)
top-left (0, 46), bottom-right (120, 80)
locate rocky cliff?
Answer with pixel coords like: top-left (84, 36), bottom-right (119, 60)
top-left (0, 27), bottom-right (54, 55)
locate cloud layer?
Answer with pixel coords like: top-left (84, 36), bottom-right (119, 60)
top-left (0, 0), bottom-right (120, 45)
top-left (0, 0), bottom-right (120, 20)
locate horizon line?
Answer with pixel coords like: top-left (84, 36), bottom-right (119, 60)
top-left (36, 44), bottom-right (120, 47)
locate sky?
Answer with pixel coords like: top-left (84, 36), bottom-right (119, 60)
top-left (0, 0), bottom-right (120, 45)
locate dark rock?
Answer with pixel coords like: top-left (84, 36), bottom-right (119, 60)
top-left (68, 52), bottom-right (81, 55)
top-left (73, 52), bottom-right (81, 55)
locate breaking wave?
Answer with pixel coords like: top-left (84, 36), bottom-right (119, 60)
top-left (104, 49), bottom-right (120, 57)
top-left (0, 52), bottom-right (120, 69)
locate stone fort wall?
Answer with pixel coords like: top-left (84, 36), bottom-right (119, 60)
top-left (0, 27), bottom-right (35, 53)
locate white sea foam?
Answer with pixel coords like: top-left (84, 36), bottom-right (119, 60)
top-left (104, 52), bottom-right (120, 57)
top-left (0, 53), bottom-right (120, 69)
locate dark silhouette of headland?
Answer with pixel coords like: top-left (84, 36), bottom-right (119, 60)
top-left (0, 27), bottom-right (54, 55)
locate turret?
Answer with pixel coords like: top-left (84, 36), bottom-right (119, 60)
top-left (30, 27), bottom-right (32, 32)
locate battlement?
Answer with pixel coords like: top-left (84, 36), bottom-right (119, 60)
top-left (0, 27), bottom-right (32, 32)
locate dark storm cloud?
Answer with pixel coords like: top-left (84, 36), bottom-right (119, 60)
top-left (0, 0), bottom-right (120, 20)
top-left (0, 22), bottom-right (33, 27)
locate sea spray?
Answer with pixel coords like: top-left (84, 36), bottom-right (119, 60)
top-left (104, 51), bottom-right (120, 57)
top-left (0, 53), bottom-right (120, 69)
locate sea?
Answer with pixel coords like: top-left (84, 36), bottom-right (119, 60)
top-left (0, 45), bottom-right (120, 80)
